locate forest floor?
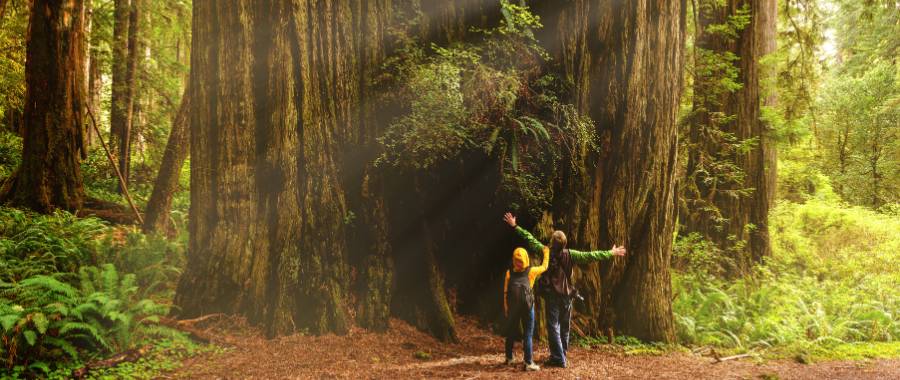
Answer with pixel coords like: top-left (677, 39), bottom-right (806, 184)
top-left (161, 316), bottom-right (900, 380)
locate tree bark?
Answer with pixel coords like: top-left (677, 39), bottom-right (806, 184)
top-left (176, 0), bottom-right (686, 344)
top-left (533, 0), bottom-right (685, 342)
top-left (682, 0), bottom-right (776, 274)
top-left (110, 0), bottom-right (129, 157)
top-left (344, 0), bottom-right (394, 332)
top-left (117, 0), bottom-right (140, 191)
top-left (82, 0), bottom-right (91, 149)
top-left (176, 0), bottom-right (367, 337)
top-left (85, 0), bottom-right (100, 148)
top-left (142, 88), bottom-right (190, 234)
top-left (0, 0), bottom-right (86, 213)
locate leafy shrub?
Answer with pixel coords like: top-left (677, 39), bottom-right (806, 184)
top-left (100, 230), bottom-right (185, 300)
top-left (0, 208), bottom-right (107, 282)
top-left (673, 199), bottom-right (900, 354)
top-left (0, 130), bottom-right (21, 179)
top-left (0, 207), bottom-right (184, 294)
top-left (376, 0), bottom-right (597, 218)
top-left (0, 208), bottom-right (186, 377)
top-left (80, 148), bottom-right (121, 200)
top-left (0, 265), bottom-right (168, 375)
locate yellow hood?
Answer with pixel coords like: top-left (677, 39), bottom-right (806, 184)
top-left (512, 247), bottom-right (529, 271)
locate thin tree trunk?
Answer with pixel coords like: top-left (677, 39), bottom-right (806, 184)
top-left (142, 88), bottom-right (190, 234)
top-left (117, 0), bottom-right (140, 191)
top-left (1, 0), bottom-right (86, 213)
top-left (110, 0), bottom-right (129, 156)
top-left (82, 0), bottom-right (92, 150)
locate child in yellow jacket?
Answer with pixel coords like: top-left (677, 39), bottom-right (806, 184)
top-left (503, 243), bottom-right (549, 371)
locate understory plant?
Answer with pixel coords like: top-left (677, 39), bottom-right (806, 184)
top-left (376, 0), bottom-right (597, 217)
top-left (0, 208), bottom-right (186, 377)
top-left (673, 198), bottom-right (900, 357)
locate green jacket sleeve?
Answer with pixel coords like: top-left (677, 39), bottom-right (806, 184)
top-left (569, 248), bottom-right (614, 265)
top-left (514, 226), bottom-right (545, 256)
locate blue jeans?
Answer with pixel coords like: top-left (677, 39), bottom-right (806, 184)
top-left (545, 295), bottom-right (572, 364)
top-left (505, 307), bottom-right (535, 364)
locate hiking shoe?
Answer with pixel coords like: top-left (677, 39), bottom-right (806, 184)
top-left (544, 359), bottom-right (566, 368)
top-left (525, 362), bottom-right (540, 371)
top-left (504, 358), bottom-right (514, 366)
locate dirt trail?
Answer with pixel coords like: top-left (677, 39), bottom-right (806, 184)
top-left (164, 317), bottom-right (900, 379)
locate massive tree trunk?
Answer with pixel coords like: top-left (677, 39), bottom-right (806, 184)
top-left (1, 0), bottom-right (86, 212)
top-left (533, 0), bottom-right (685, 342)
top-left (344, 0), bottom-right (394, 332)
top-left (177, 0), bottom-right (685, 344)
top-left (176, 0), bottom-right (492, 341)
top-left (176, 0), bottom-right (371, 337)
top-left (682, 0), bottom-right (776, 274)
top-left (142, 88), bottom-right (189, 234)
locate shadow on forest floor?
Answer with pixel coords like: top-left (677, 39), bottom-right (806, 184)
top-left (163, 316), bottom-right (900, 379)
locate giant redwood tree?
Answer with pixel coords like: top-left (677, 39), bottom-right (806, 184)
top-left (176, 0), bottom-right (685, 343)
top-left (176, 0), bottom-right (386, 337)
top-left (681, 0), bottom-right (777, 274)
top-left (1, 0), bottom-right (87, 212)
top-left (531, 0), bottom-right (686, 342)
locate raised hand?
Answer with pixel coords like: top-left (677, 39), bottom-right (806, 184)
top-left (611, 245), bottom-right (627, 256)
top-left (503, 212), bottom-right (517, 228)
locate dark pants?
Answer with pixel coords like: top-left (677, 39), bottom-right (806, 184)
top-left (545, 295), bottom-right (573, 364)
top-left (504, 307), bottom-right (535, 364)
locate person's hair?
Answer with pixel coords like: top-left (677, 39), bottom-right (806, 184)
top-left (550, 230), bottom-right (567, 253)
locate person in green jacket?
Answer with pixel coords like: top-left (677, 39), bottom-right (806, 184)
top-left (503, 212), bottom-right (626, 368)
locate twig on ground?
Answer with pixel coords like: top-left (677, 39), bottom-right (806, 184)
top-left (174, 313), bottom-right (227, 327)
top-left (713, 353), bottom-right (753, 363)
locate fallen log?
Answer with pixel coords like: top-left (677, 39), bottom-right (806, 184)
top-left (71, 345), bottom-right (152, 379)
top-left (78, 197), bottom-right (140, 225)
top-left (158, 316), bottom-right (214, 344)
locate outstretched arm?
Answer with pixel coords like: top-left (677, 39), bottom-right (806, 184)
top-left (529, 246), bottom-right (551, 281)
top-left (570, 245), bottom-right (626, 265)
top-left (503, 270), bottom-right (510, 316)
top-left (503, 212), bottom-right (545, 255)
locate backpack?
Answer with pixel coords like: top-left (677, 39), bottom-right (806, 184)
top-left (506, 268), bottom-right (535, 313)
top-left (535, 248), bottom-right (575, 298)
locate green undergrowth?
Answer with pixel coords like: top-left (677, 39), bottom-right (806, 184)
top-left (3, 336), bottom-right (220, 380)
top-left (672, 198), bottom-right (900, 362)
top-left (573, 335), bottom-right (686, 356)
top-left (0, 207), bottom-right (196, 378)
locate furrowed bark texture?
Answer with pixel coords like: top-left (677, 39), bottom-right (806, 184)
top-left (534, 0), bottom-right (685, 342)
top-left (345, 0), bottom-right (394, 332)
top-left (177, 0), bottom-right (685, 343)
top-left (177, 0), bottom-right (493, 340)
top-left (1, 0), bottom-right (86, 213)
top-left (682, 0), bottom-right (775, 274)
top-left (142, 88), bottom-right (190, 234)
top-left (176, 0), bottom-right (392, 337)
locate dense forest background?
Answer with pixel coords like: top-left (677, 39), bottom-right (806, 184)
top-left (0, 0), bottom-right (897, 378)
